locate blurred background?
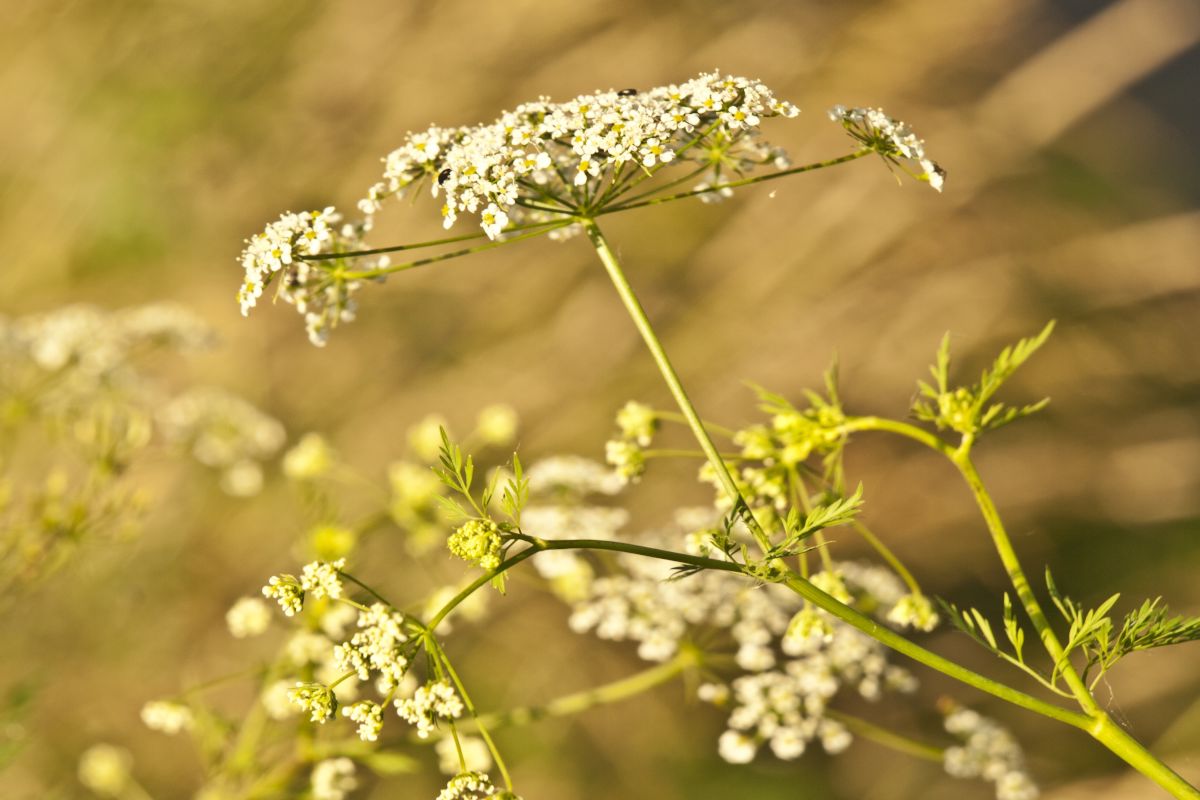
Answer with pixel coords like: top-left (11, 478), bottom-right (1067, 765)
top-left (2, 0), bottom-right (1199, 797)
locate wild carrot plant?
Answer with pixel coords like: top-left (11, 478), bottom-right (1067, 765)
top-left (108, 72), bottom-right (1199, 800)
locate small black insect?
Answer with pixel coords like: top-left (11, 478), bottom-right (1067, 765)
top-left (437, 168), bottom-right (452, 185)
top-left (617, 88), bottom-right (638, 97)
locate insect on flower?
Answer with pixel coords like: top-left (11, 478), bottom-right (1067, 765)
top-left (437, 168), bottom-right (452, 186)
top-left (617, 88), bottom-right (638, 96)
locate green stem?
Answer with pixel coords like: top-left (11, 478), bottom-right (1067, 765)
top-left (342, 223), bottom-right (569, 279)
top-left (303, 219), bottom-right (567, 262)
top-left (426, 636), bottom-right (514, 792)
top-left (950, 452), bottom-right (1096, 709)
top-left (597, 150), bottom-right (870, 215)
top-left (824, 709), bottom-right (944, 763)
top-left (453, 648), bottom-right (695, 735)
top-left (837, 416), bottom-right (1200, 797)
top-left (582, 219), bottom-right (772, 552)
top-left (429, 536), bottom-right (1089, 729)
top-left (850, 520), bottom-right (925, 598)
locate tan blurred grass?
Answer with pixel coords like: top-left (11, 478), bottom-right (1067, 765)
top-left (2, 0), bottom-right (1199, 798)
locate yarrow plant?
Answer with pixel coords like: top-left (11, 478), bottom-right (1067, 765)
top-left (100, 72), bottom-right (1200, 800)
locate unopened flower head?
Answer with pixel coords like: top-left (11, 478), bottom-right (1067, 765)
top-left (615, 401), bottom-right (658, 446)
top-left (395, 680), bottom-right (464, 738)
top-left (605, 438), bottom-right (646, 485)
top-left (448, 519), bottom-right (504, 571)
top-left (828, 105), bottom-right (944, 191)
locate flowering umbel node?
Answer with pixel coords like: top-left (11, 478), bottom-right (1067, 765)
top-left (237, 72), bottom-right (804, 345)
top-left (448, 519), bottom-right (504, 570)
top-left (827, 106), bottom-right (944, 191)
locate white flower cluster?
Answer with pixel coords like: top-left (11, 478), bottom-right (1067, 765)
top-left (140, 700), bottom-right (194, 735)
top-left (225, 596), bottom-right (272, 638)
top-left (554, 499), bottom-right (922, 766)
top-left (311, 757), bottom-right (357, 800)
top-left (361, 72), bottom-right (799, 238)
top-left (158, 387), bottom-right (286, 496)
top-left (2, 303), bottom-right (214, 381)
top-left (261, 558), bottom-right (346, 616)
top-left (943, 707), bottom-right (1039, 800)
top-left (332, 602), bottom-right (413, 693)
top-left (524, 455), bottom-right (624, 497)
top-left (342, 700), bottom-right (384, 742)
top-left (828, 105), bottom-right (945, 192)
top-left (236, 208), bottom-right (379, 346)
top-left (395, 680), bottom-right (465, 739)
top-left (436, 772), bottom-right (507, 800)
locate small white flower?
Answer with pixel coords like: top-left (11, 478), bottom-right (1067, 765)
top-left (395, 680), bottom-right (464, 738)
top-left (480, 203), bottom-right (510, 240)
top-left (342, 701), bottom-right (384, 742)
top-left (718, 730), bottom-right (758, 764)
top-left (140, 701), bottom-right (193, 735)
top-left (226, 596), bottom-right (272, 638)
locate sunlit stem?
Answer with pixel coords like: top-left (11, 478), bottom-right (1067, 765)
top-left (450, 648), bottom-right (696, 736)
top-left (302, 219), bottom-right (568, 262)
top-left (837, 415), bottom-right (1200, 798)
top-left (823, 709), bottom-right (944, 763)
top-left (581, 219), bottom-right (772, 552)
top-left (427, 535), bottom-right (1089, 729)
top-left (426, 635), bottom-right (514, 792)
top-left (850, 520), bottom-right (925, 598)
top-left (597, 149), bottom-right (871, 215)
top-left (341, 223), bottom-right (570, 280)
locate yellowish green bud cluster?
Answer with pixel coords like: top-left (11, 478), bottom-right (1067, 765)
top-left (448, 519), bottom-right (503, 570)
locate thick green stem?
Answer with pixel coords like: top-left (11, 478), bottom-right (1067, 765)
top-left (429, 536), bottom-right (1090, 730)
top-left (582, 219), bottom-right (772, 552)
top-left (950, 453), bottom-right (1097, 711)
top-left (1092, 716), bottom-right (1200, 799)
top-left (839, 416), bottom-right (1200, 797)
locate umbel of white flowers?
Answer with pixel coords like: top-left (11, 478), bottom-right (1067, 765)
top-left (236, 72), bottom-right (942, 346)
